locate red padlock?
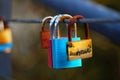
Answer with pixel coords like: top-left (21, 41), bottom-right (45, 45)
top-left (48, 15), bottom-right (59, 68)
top-left (40, 16), bottom-right (53, 48)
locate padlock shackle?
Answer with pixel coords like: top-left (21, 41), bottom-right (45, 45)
top-left (41, 16), bottom-right (53, 31)
top-left (68, 15), bottom-right (90, 42)
top-left (54, 14), bottom-right (77, 38)
top-left (50, 15), bottom-right (61, 39)
top-left (0, 16), bottom-right (9, 29)
top-left (54, 14), bottom-right (72, 38)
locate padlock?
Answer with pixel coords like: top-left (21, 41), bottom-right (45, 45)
top-left (48, 14), bottom-right (61, 68)
top-left (48, 14), bottom-right (82, 69)
top-left (0, 19), bottom-right (12, 53)
top-left (67, 15), bottom-right (92, 60)
top-left (48, 14), bottom-right (77, 68)
top-left (40, 16), bottom-right (53, 48)
top-left (48, 14), bottom-right (69, 68)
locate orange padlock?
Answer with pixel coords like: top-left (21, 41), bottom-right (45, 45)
top-left (0, 18), bottom-right (12, 44)
top-left (40, 16), bottom-right (53, 48)
top-left (0, 17), bottom-right (13, 53)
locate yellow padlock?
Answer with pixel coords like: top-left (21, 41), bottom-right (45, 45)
top-left (67, 15), bottom-right (92, 60)
top-left (0, 22), bottom-right (12, 44)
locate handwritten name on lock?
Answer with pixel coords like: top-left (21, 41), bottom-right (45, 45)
top-left (67, 39), bottom-right (92, 60)
top-left (67, 15), bottom-right (92, 60)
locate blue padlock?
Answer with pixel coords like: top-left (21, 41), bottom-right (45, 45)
top-left (49, 14), bottom-right (82, 69)
top-left (48, 15), bottom-right (61, 68)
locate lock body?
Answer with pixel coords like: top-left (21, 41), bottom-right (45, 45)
top-left (48, 37), bottom-right (82, 69)
top-left (0, 28), bottom-right (13, 52)
top-left (0, 28), bottom-right (12, 43)
top-left (48, 40), bottom-right (52, 68)
top-left (67, 39), bottom-right (92, 60)
top-left (40, 30), bottom-right (50, 48)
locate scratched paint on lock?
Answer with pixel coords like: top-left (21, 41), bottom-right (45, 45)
top-left (67, 39), bottom-right (92, 60)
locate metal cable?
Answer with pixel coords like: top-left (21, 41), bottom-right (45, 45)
top-left (4, 18), bottom-right (120, 23)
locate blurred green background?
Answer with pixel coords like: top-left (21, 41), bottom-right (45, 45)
top-left (10, 0), bottom-right (120, 80)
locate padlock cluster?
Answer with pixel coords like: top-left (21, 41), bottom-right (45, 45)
top-left (40, 14), bottom-right (92, 69)
top-left (0, 14), bottom-right (92, 69)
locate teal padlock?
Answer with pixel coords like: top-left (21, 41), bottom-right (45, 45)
top-left (48, 15), bottom-right (61, 68)
top-left (48, 14), bottom-right (82, 69)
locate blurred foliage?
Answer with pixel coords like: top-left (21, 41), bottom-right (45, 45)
top-left (93, 0), bottom-right (120, 11)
